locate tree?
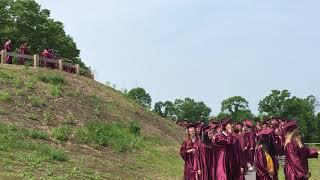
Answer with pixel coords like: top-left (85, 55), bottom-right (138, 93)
top-left (153, 101), bottom-right (176, 119)
top-left (127, 87), bottom-right (152, 108)
top-left (0, 0), bottom-right (88, 70)
top-left (258, 90), bottom-right (291, 117)
top-left (173, 98), bottom-right (211, 123)
top-left (220, 96), bottom-right (253, 121)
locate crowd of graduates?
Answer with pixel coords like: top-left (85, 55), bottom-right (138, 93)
top-left (179, 117), bottom-right (320, 180)
top-left (2, 39), bottom-right (76, 73)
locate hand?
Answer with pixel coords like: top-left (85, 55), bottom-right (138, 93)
top-left (305, 173), bottom-right (311, 178)
top-left (243, 147), bottom-right (248, 150)
top-left (187, 149), bottom-right (195, 154)
top-left (241, 168), bottom-right (244, 173)
top-left (268, 170), bottom-right (275, 176)
top-left (197, 170), bottom-right (202, 175)
top-left (250, 148), bottom-right (254, 150)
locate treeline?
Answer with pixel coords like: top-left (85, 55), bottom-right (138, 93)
top-left (125, 88), bottom-right (320, 142)
top-left (0, 0), bottom-right (88, 70)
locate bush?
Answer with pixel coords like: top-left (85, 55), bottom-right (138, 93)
top-left (50, 85), bottom-right (62, 97)
top-left (75, 122), bottom-right (144, 152)
top-left (50, 149), bottom-right (68, 161)
top-left (38, 73), bottom-right (64, 85)
top-left (28, 96), bottom-right (46, 107)
top-left (0, 91), bottom-right (12, 102)
top-left (129, 121), bottom-right (141, 136)
top-left (29, 129), bottom-right (49, 140)
top-left (52, 126), bottom-right (71, 142)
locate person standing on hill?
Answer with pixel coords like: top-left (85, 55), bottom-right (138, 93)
top-left (3, 39), bottom-right (13, 64)
top-left (18, 41), bottom-right (29, 65)
top-left (180, 124), bottom-right (200, 180)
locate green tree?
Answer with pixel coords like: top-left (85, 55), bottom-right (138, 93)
top-left (153, 101), bottom-right (176, 119)
top-left (173, 98), bottom-right (211, 123)
top-left (258, 90), bottom-right (291, 117)
top-left (220, 96), bottom-right (253, 121)
top-left (127, 87), bottom-right (152, 108)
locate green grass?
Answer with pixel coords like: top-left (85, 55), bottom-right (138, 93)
top-left (38, 73), bottom-right (64, 85)
top-left (0, 123), bottom-right (68, 163)
top-left (52, 126), bottom-right (71, 142)
top-left (0, 91), bottom-right (12, 102)
top-left (28, 95), bottom-right (46, 107)
top-left (28, 129), bottom-right (49, 140)
top-left (75, 121), bottom-right (144, 152)
top-left (278, 154), bottom-right (320, 180)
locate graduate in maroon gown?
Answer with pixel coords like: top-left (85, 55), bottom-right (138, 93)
top-left (284, 121), bottom-right (319, 180)
top-left (215, 119), bottom-right (244, 180)
top-left (3, 39), bottom-right (13, 64)
top-left (243, 119), bottom-right (255, 171)
top-left (255, 128), bottom-right (277, 180)
top-left (234, 122), bottom-right (247, 179)
top-left (180, 124), bottom-right (199, 180)
top-left (18, 41), bottom-right (29, 65)
top-left (193, 126), bottom-right (212, 180)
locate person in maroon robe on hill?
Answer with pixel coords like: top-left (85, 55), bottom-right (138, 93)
top-left (18, 41), bottom-right (29, 65)
top-left (284, 121), bottom-right (319, 180)
top-left (180, 124), bottom-right (200, 180)
top-left (193, 126), bottom-right (212, 180)
top-left (3, 39), bottom-right (13, 64)
top-left (255, 128), bottom-right (277, 180)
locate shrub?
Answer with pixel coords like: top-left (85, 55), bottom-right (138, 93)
top-left (52, 126), bottom-right (71, 142)
top-left (28, 96), bottom-right (46, 107)
top-left (38, 74), bottom-right (64, 85)
top-left (129, 121), bottom-right (141, 136)
top-left (75, 122), bottom-right (144, 152)
top-left (50, 149), bottom-right (68, 161)
top-left (50, 85), bottom-right (62, 97)
top-left (0, 91), bottom-right (12, 102)
top-left (29, 129), bottom-right (49, 140)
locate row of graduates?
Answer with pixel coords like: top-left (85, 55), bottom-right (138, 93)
top-left (179, 118), bottom-right (319, 180)
top-left (2, 39), bottom-right (76, 73)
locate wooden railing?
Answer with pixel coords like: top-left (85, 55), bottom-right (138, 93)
top-left (0, 50), bottom-right (93, 78)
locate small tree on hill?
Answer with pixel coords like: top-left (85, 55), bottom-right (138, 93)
top-left (127, 87), bottom-right (152, 108)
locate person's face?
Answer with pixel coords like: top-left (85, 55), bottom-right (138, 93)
top-left (189, 127), bottom-right (196, 137)
top-left (262, 124), bottom-right (268, 129)
top-left (196, 127), bottom-right (201, 134)
top-left (208, 130), bottom-right (214, 139)
top-left (226, 123), bottom-right (232, 133)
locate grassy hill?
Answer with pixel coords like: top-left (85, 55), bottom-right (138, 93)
top-left (0, 64), bottom-right (184, 179)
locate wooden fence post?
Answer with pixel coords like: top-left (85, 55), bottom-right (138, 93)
top-left (75, 64), bottom-right (80, 75)
top-left (33, 54), bottom-right (39, 68)
top-left (58, 59), bottom-right (63, 71)
top-left (1, 50), bottom-right (7, 64)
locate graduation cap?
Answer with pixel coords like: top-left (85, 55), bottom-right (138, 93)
top-left (283, 121), bottom-right (298, 133)
top-left (244, 119), bottom-right (253, 127)
top-left (220, 118), bottom-right (231, 127)
top-left (187, 124), bottom-right (197, 129)
top-left (202, 126), bottom-right (212, 133)
top-left (257, 128), bottom-right (273, 136)
top-left (209, 121), bottom-right (219, 129)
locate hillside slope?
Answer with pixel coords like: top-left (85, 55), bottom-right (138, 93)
top-left (0, 64), bottom-right (184, 179)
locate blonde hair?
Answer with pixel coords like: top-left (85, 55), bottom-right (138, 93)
top-left (285, 128), bottom-right (303, 148)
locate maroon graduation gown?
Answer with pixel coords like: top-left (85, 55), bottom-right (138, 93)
top-left (234, 133), bottom-right (247, 180)
top-left (255, 145), bottom-right (274, 180)
top-left (193, 142), bottom-right (210, 180)
top-left (214, 133), bottom-right (229, 180)
top-left (19, 46), bottom-right (29, 65)
top-left (180, 138), bottom-right (199, 180)
top-left (4, 42), bottom-right (13, 64)
top-left (284, 141), bottom-right (318, 180)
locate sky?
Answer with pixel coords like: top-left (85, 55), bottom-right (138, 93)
top-left (36, 0), bottom-right (320, 115)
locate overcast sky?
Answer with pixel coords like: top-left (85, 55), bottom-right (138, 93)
top-left (36, 0), bottom-right (320, 114)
